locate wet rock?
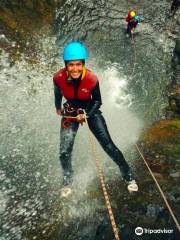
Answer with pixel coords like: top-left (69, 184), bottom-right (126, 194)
top-left (139, 118), bottom-right (180, 235)
top-left (169, 171), bottom-right (180, 178)
top-left (0, 0), bottom-right (63, 58)
top-left (0, 0), bottom-right (59, 34)
top-left (167, 86), bottom-right (180, 114)
top-left (146, 204), bottom-right (160, 218)
top-left (175, 39), bottom-right (180, 55)
top-left (1, 1), bottom-right (180, 240)
top-left (165, 38), bottom-right (180, 117)
top-left (153, 172), bottom-right (164, 179)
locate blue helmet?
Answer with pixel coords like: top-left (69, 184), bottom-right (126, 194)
top-left (63, 41), bottom-right (89, 61)
top-left (134, 15), bottom-right (140, 21)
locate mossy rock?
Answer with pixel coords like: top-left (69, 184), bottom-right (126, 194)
top-left (140, 119), bottom-right (180, 163)
top-left (142, 119), bottom-right (180, 144)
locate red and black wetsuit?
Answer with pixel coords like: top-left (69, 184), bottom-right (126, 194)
top-left (53, 67), bottom-right (102, 117)
top-left (53, 68), bottom-right (134, 182)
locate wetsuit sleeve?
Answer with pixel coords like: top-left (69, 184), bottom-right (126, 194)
top-left (53, 81), bottom-right (63, 110)
top-left (86, 81), bottom-right (102, 117)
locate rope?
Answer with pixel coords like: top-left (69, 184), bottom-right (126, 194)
top-left (135, 143), bottom-right (180, 232)
top-left (83, 112), bottom-right (120, 240)
top-left (129, 33), bottom-right (137, 81)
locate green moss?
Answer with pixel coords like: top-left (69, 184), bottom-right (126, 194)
top-left (141, 119), bottom-right (180, 145)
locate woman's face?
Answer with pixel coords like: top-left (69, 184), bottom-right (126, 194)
top-left (66, 60), bottom-right (83, 79)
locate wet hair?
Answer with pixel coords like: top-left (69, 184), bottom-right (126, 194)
top-left (64, 59), bottom-right (85, 66)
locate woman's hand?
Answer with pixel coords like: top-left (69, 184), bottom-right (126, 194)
top-left (76, 114), bottom-right (86, 123)
top-left (56, 109), bottom-right (63, 115)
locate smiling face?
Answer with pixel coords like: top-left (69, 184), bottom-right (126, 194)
top-left (66, 60), bottom-right (84, 79)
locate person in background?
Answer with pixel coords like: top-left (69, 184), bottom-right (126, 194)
top-left (53, 41), bottom-right (138, 196)
top-left (126, 12), bottom-right (140, 37)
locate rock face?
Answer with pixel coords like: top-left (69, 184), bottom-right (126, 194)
top-left (165, 3), bottom-right (180, 116)
top-left (141, 119), bottom-right (180, 162)
top-left (0, 0), bottom-right (65, 62)
top-left (166, 39), bottom-right (180, 116)
top-left (0, 0), bottom-right (61, 43)
top-left (139, 119), bottom-right (180, 232)
top-left (0, 0), bottom-right (59, 30)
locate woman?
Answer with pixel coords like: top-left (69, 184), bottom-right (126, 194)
top-left (53, 41), bottom-right (138, 194)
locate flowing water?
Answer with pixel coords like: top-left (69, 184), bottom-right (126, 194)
top-left (0, 0), bottom-right (179, 239)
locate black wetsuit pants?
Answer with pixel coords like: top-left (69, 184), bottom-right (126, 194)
top-left (59, 111), bottom-right (134, 181)
top-left (126, 21), bottom-right (136, 36)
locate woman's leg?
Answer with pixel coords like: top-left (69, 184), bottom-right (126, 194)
top-left (87, 112), bottom-right (134, 182)
top-left (126, 22), bottom-right (131, 35)
top-left (60, 119), bottom-right (79, 185)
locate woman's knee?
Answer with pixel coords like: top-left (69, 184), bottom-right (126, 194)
top-left (104, 143), bottom-right (117, 155)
